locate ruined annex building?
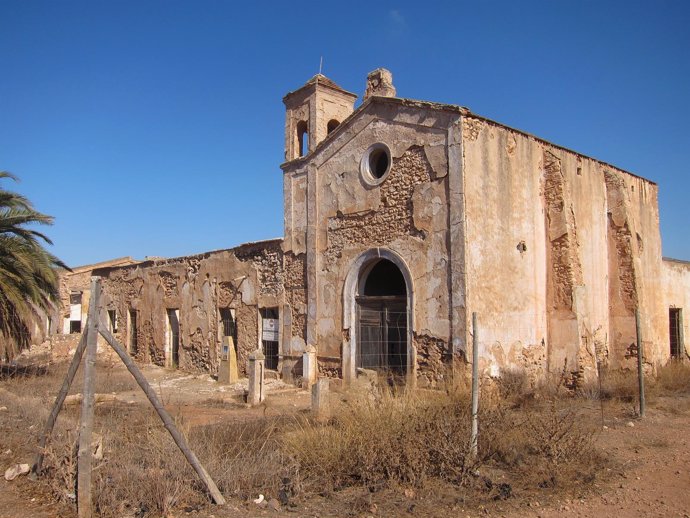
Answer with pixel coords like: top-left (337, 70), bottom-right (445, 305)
top-left (55, 69), bottom-right (690, 386)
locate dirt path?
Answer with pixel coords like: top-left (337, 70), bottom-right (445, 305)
top-left (505, 402), bottom-right (690, 518)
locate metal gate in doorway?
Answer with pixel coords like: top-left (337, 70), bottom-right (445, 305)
top-left (356, 297), bottom-right (407, 375)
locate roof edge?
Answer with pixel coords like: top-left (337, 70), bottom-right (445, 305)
top-left (663, 256), bottom-right (690, 266)
top-left (91, 238), bottom-right (284, 275)
top-left (282, 74), bottom-right (357, 103)
top-left (282, 95), bottom-right (658, 186)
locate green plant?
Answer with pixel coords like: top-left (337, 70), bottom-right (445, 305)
top-left (0, 171), bottom-right (68, 360)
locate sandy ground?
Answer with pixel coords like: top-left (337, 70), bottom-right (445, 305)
top-left (1, 350), bottom-right (689, 518)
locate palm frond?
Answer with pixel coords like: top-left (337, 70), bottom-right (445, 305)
top-left (0, 173), bottom-right (66, 359)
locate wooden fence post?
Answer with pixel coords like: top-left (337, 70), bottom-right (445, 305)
top-left (636, 308), bottom-right (646, 418)
top-left (98, 326), bottom-right (226, 505)
top-left (470, 312), bottom-right (479, 458)
top-left (33, 331), bottom-right (88, 474)
top-left (77, 277), bottom-right (101, 518)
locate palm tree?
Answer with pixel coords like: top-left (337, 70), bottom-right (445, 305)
top-left (0, 172), bottom-right (68, 361)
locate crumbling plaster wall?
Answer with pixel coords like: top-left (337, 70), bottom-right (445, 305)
top-left (461, 115), bottom-right (663, 381)
top-left (284, 102), bottom-right (457, 385)
top-left (620, 175), bottom-right (665, 369)
top-left (98, 241), bottom-right (284, 376)
top-left (662, 259), bottom-right (690, 359)
top-left (462, 116), bottom-right (549, 379)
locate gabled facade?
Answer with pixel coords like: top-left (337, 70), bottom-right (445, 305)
top-left (58, 69), bottom-right (688, 385)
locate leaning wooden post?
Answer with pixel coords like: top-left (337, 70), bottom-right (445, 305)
top-left (77, 277), bottom-right (101, 518)
top-left (470, 312), bottom-right (480, 458)
top-left (636, 308), bottom-right (645, 418)
top-left (33, 331), bottom-right (88, 474)
top-left (98, 326), bottom-right (226, 505)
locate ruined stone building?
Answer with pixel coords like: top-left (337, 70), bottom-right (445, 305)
top-left (47, 257), bottom-right (137, 356)
top-left (54, 69), bottom-right (690, 386)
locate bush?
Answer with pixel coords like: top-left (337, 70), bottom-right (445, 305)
top-left (655, 360), bottom-right (690, 394)
top-left (283, 385), bottom-right (600, 494)
top-left (284, 389), bottom-right (484, 491)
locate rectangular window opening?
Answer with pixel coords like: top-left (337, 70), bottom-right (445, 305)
top-left (166, 309), bottom-right (180, 368)
top-left (128, 309), bottom-right (138, 356)
top-left (260, 307), bottom-right (279, 370)
top-left (69, 291), bottom-right (82, 335)
top-left (670, 308), bottom-right (683, 359)
top-left (107, 310), bottom-right (118, 334)
top-left (219, 308), bottom-right (236, 339)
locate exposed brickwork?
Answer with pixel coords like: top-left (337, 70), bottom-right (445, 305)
top-left (217, 281), bottom-right (241, 308)
top-left (284, 252), bottom-right (307, 341)
top-left (543, 150), bottom-right (583, 310)
top-left (325, 146), bottom-right (432, 264)
top-left (158, 271), bottom-right (179, 298)
top-left (235, 304), bottom-right (258, 376)
top-left (415, 333), bottom-right (447, 387)
top-left (236, 243), bottom-right (284, 297)
top-left (462, 117), bottom-right (484, 142)
top-left (186, 326), bottom-right (211, 372)
top-left (318, 358), bottom-right (342, 378)
top-left (143, 320), bottom-right (162, 365)
top-left (605, 171), bottom-right (638, 312)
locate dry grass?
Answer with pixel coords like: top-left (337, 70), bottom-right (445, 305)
top-left (284, 383), bottom-right (602, 497)
top-left (655, 360), bottom-right (690, 394)
top-left (284, 388), bottom-right (485, 491)
top-left (0, 359), bottom-right (621, 516)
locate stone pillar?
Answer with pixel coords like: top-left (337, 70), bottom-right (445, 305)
top-left (218, 336), bottom-right (239, 384)
top-left (302, 345), bottom-right (317, 389)
top-left (311, 377), bottom-right (330, 421)
top-left (247, 349), bottom-right (265, 406)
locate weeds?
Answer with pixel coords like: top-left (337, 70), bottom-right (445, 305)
top-left (655, 360), bottom-right (690, 394)
top-left (0, 358), bottom-right (629, 517)
top-left (284, 384), bottom-right (600, 495)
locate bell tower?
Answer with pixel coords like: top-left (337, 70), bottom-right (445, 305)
top-left (283, 74), bottom-right (357, 161)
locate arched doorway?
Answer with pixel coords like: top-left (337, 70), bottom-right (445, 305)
top-left (342, 249), bottom-right (414, 384)
top-left (357, 259), bottom-right (407, 375)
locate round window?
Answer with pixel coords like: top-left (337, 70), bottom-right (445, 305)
top-left (360, 143), bottom-right (392, 185)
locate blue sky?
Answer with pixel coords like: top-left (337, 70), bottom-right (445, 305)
top-left (1, 0), bottom-right (688, 266)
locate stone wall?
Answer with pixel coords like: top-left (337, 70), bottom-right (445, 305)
top-left (96, 241), bottom-right (284, 376)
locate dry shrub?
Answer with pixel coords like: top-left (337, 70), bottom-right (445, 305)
top-left (93, 360), bottom-right (139, 394)
top-left (93, 412), bottom-right (293, 516)
top-left (285, 387), bottom-right (523, 493)
top-left (493, 368), bottom-right (580, 410)
top-left (284, 390), bottom-right (466, 491)
top-left (93, 411), bottom-right (203, 518)
top-left (285, 386), bottom-right (601, 495)
top-left (491, 400), bottom-right (601, 488)
top-left (193, 417), bottom-right (293, 499)
top-left (598, 369), bottom-right (639, 401)
top-left (655, 360), bottom-right (690, 394)
top-left (495, 368), bottom-right (530, 401)
top-left (2, 357), bottom-right (605, 515)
